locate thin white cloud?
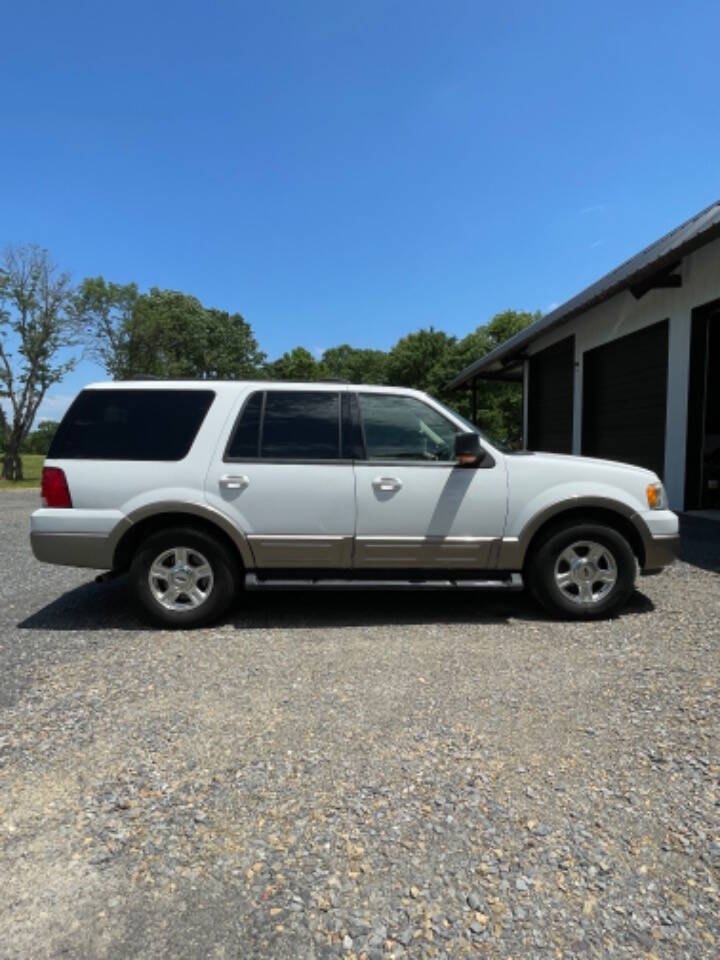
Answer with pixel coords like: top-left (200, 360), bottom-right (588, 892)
top-left (34, 393), bottom-right (75, 424)
top-left (589, 239), bottom-right (605, 248)
top-left (1, 393), bottom-right (75, 430)
top-left (0, 393), bottom-right (74, 437)
top-left (580, 204), bottom-right (605, 215)
top-left (543, 301), bottom-right (560, 314)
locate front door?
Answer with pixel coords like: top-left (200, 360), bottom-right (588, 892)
top-left (205, 387), bottom-right (355, 568)
top-left (352, 392), bottom-right (507, 569)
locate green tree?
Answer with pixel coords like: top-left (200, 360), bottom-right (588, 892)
top-left (441, 309), bottom-right (538, 445)
top-left (0, 246), bottom-right (76, 480)
top-left (119, 288), bottom-right (209, 378)
top-left (320, 344), bottom-right (388, 384)
top-left (266, 346), bottom-right (323, 381)
top-left (204, 308), bottom-right (266, 379)
top-left (22, 419), bottom-right (60, 455)
top-left (76, 283), bottom-right (265, 380)
top-left (484, 308), bottom-right (540, 351)
top-left (386, 327), bottom-right (457, 394)
top-left (72, 276), bottom-right (139, 379)
top-left (429, 327), bottom-right (492, 407)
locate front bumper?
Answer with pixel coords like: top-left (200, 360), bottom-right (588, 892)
top-left (633, 509), bottom-right (680, 572)
top-left (642, 533), bottom-right (681, 572)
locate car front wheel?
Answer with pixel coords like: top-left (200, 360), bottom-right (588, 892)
top-left (130, 526), bottom-right (239, 627)
top-left (526, 523), bottom-right (636, 620)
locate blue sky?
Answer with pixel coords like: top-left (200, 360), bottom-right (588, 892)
top-left (2, 0), bottom-right (719, 424)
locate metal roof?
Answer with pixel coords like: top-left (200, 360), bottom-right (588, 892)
top-left (447, 198), bottom-right (720, 389)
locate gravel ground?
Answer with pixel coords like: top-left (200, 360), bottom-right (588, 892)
top-left (1, 490), bottom-right (718, 959)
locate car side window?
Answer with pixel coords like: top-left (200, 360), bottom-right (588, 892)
top-left (49, 389), bottom-right (215, 461)
top-left (358, 394), bottom-right (458, 461)
top-left (225, 391), bottom-right (341, 460)
top-left (226, 391), bottom-right (263, 458)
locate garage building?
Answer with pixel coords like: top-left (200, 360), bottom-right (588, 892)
top-left (447, 200), bottom-right (720, 512)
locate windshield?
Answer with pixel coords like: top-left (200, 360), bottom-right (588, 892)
top-left (435, 399), bottom-right (515, 454)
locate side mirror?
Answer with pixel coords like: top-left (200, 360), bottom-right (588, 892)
top-left (454, 431), bottom-right (485, 465)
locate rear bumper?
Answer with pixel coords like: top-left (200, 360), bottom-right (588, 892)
top-left (30, 531), bottom-right (115, 569)
top-left (30, 507), bottom-right (130, 570)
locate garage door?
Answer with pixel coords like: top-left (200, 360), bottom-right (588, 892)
top-left (582, 320), bottom-right (668, 477)
top-left (527, 336), bottom-right (574, 453)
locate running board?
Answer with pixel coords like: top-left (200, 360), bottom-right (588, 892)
top-left (244, 573), bottom-right (524, 592)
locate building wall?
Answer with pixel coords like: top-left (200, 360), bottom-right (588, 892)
top-left (524, 236), bottom-right (720, 509)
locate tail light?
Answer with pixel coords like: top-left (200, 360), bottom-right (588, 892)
top-left (41, 467), bottom-right (73, 508)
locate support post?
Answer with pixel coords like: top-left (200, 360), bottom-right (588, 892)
top-left (522, 359), bottom-right (529, 449)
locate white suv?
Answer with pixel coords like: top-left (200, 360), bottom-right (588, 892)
top-left (31, 380), bottom-right (679, 626)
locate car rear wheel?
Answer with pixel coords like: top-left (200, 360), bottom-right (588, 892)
top-left (130, 526), bottom-right (239, 627)
top-left (526, 523), bottom-right (636, 620)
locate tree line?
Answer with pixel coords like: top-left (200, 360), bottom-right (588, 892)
top-left (1, 244), bottom-right (536, 480)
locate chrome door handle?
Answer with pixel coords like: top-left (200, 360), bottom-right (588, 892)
top-left (372, 476), bottom-right (402, 492)
top-left (219, 474), bottom-right (249, 490)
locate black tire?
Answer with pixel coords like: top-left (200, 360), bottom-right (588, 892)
top-left (130, 526), bottom-right (240, 628)
top-left (525, 522), bottom-right (636, 620)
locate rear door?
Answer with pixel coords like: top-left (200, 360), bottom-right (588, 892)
top-left (204, 386), bottom-right (356, 568)
top-left (352, 392), bottom-right (507, 569)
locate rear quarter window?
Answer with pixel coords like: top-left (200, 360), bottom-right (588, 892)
top-left (48, 389), bottom-right (215, 460)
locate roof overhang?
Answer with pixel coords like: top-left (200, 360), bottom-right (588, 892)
top-left (447, 199), bottom-right (720, 390)
top-left (466, 359), bottom-right (525, 383)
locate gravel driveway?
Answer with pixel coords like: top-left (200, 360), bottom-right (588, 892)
top-left (1, 491), bottom-right (718, 959)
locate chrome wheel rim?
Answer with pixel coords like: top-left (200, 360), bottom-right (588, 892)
top-left (553, 540), bottom-right (617, 606)
top-left (148, 546), bottom-right (214, 612)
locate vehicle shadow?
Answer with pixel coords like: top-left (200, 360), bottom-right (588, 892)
top-left (17, 577), bottom-right (655, 632)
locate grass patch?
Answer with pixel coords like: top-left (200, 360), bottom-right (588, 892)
top-left (0, 454), bottom-right (45, 489)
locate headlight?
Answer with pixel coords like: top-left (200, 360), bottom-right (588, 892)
top-left (646, 482), bottom-right (668, 510)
